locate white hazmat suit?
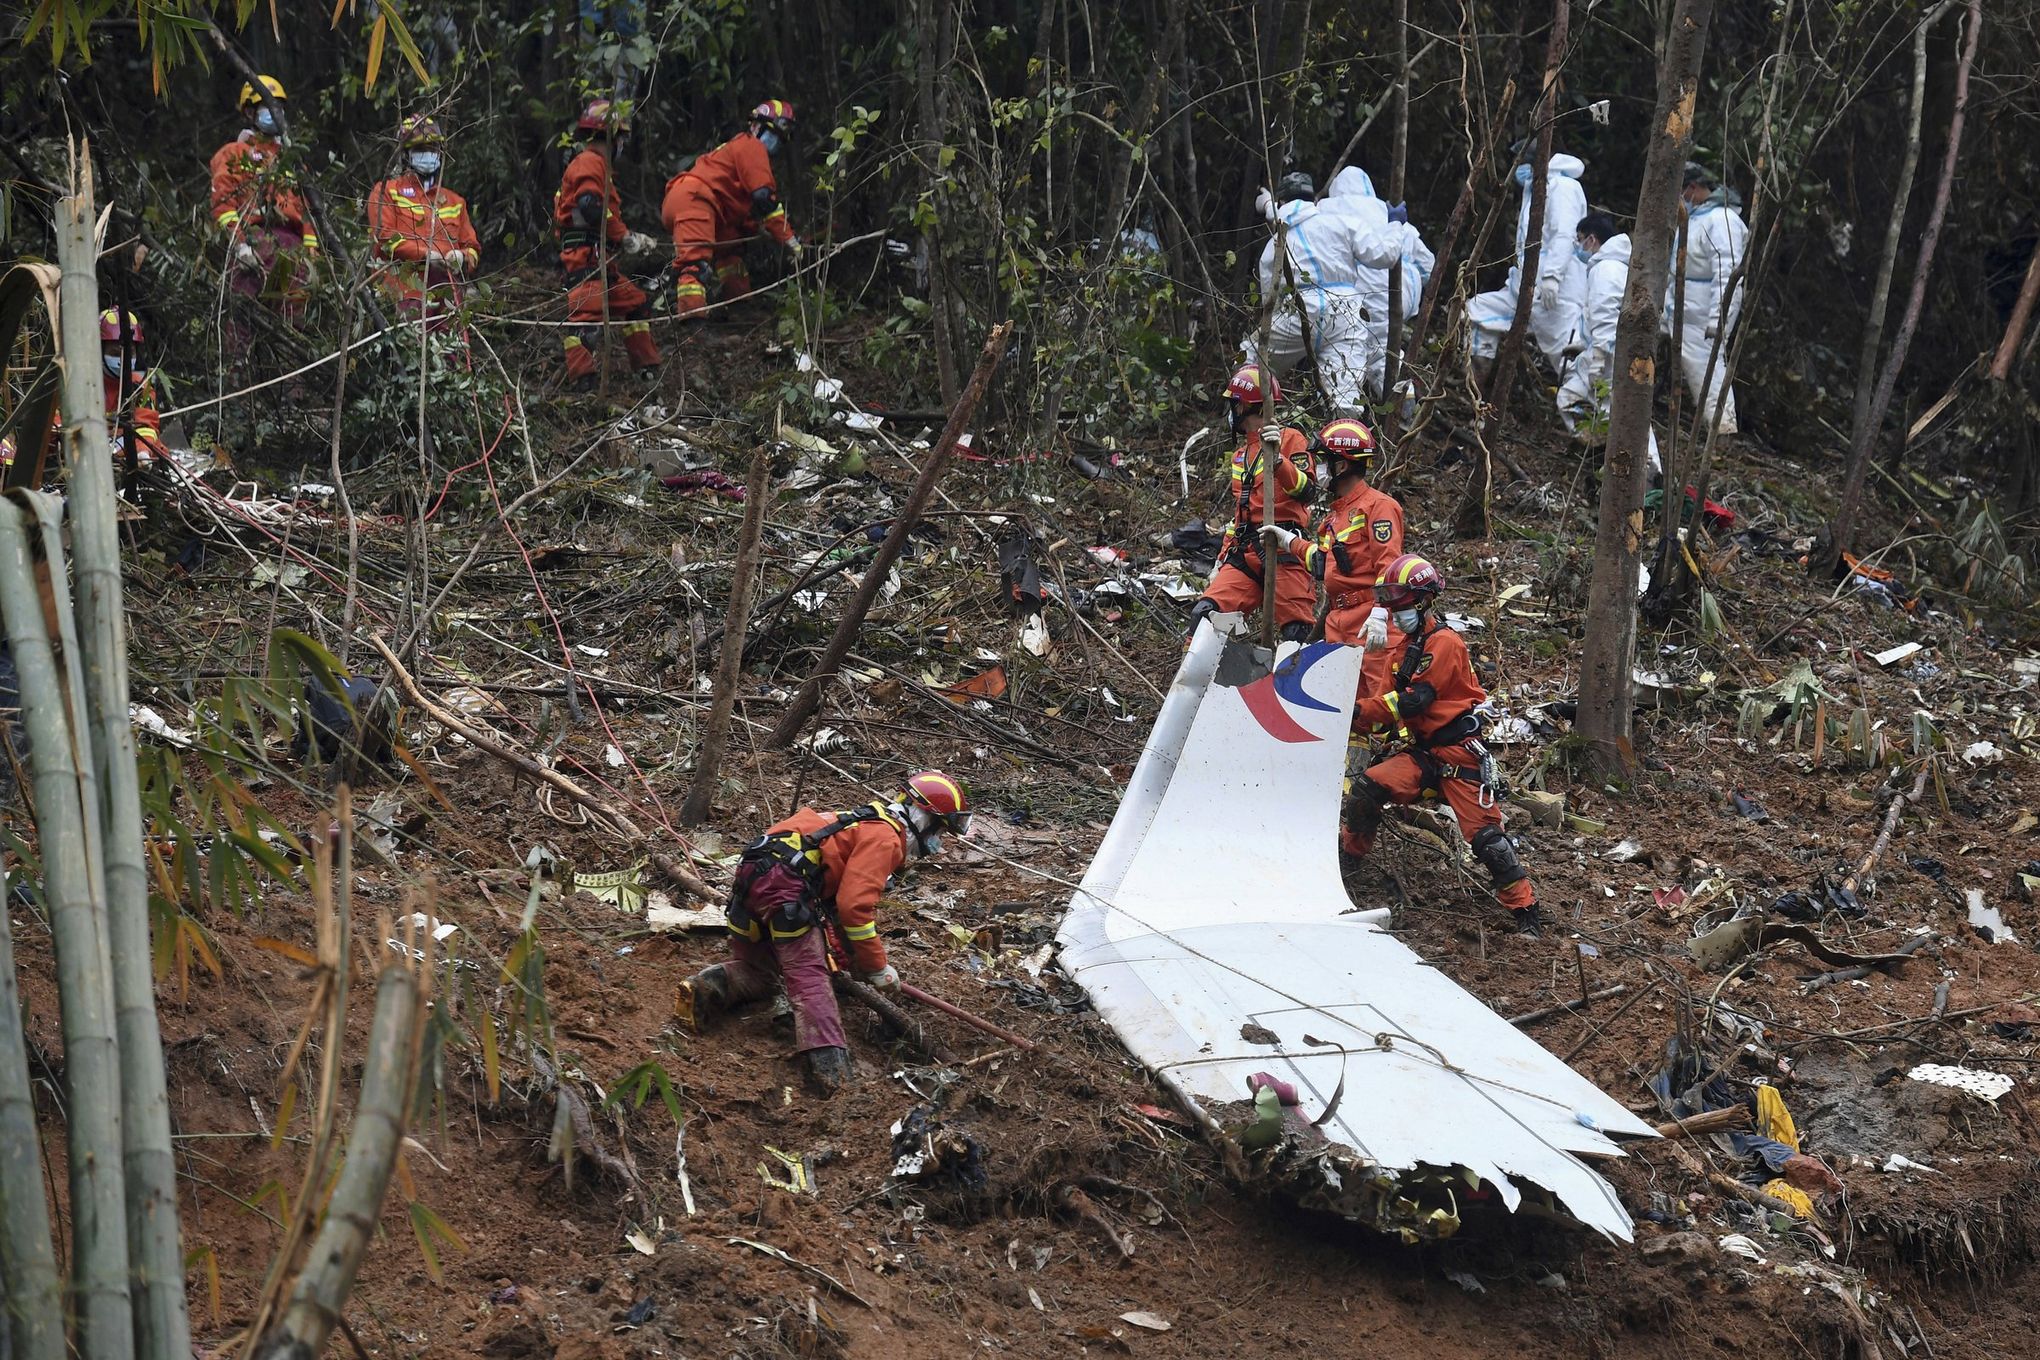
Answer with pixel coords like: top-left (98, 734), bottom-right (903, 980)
top-left (1241, 197), bottom-right (1423, 414)
top-left (1322, 167), bottom-right (1437, 397)
top-left (1556, 233), bottom-right (1660, 472)
top-left (1664, 188), bottom-right (1749, 434)
top-left (1466, 153), bottom-right (1588, 370)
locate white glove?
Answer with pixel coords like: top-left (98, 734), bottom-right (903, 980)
top-left (423, 248), bottom-right (445, 266)
top-left (859, 964), bottom-right (901, 992)
top-left (787, 235), bottom-right (805, 257)
top-left (1266, 525), bottom-right (1300, 552)
top-left (1254, 187), bottom-right (1275, 220)
top-left (1362, 606), bottom-right (1390, 651)
top-left (233, 241), bottom-right (261, 269)
top-left (1261, 424), bottom-right (1283, 448)
top-left (446, 249), bottom-right (470, 274)
top-left (1536, 279), bottom-right (1561, 311)
top-left (622, 231), bottom-right (657, 255)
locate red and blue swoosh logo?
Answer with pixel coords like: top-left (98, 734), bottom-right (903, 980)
top-left (1238, 641), bottom-right (1340, 743)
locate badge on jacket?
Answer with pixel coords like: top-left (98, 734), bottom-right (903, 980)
top-left (1413, 653), bottom-right (1435, 675)
top-left (1372, 519), bottom-right (1394, 543)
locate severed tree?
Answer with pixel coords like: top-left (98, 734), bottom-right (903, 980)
top-left (1575, 0), bottom-right (1718, 777)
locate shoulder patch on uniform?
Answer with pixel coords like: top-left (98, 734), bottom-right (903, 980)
top-left (1414, 653), bottom-right (1435, 675)
top-left (1372, 519), bottom-right (1394, 543)
top-left (400, 186), bottom-right (417, 197)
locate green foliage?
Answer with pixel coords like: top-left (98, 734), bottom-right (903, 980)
top-left (603, 1058), bottom-right (687, 1130)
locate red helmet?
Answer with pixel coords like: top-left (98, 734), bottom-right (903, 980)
top-left (903, 770), bottom-right (972, 836)
top-left (1312, 416), bottom-right (1376, 470)
top-left (751, 99), bottom-right (796, 132)
top-left (1224, 364), bottom-right (1279, 407)
top-left (576, 99), bottom-right (625, 135)
top-left (400, 113), bottom-right (445, 149)
top-left (1374, 553), bottom-right (1444, 609)
top-left (98, 308), bottom-right (143, 344)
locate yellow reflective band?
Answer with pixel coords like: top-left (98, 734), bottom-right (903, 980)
top-left (436, 205), bottom-right (462, 219)
top-left (674, 280), bottom-right (707, 298)
top-left (762, 206), bottom-right (786, 221)
top-left (562, 336), bottom-right (586, 350)
top-left (769, 923), bottom-right (813, 940)
top-left (842, 922), bottom-right (878, 941)
top-left (1383, 691), bottom-right (1401, 718)
top-left (729, 920), bottom-right (761, 941)
top-left (216, 210), bottom-right (241, 226)
top-left (622, 321), bottom-right (649, 335)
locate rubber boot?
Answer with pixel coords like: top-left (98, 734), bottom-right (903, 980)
top-left (1512, 903), bottom-right (1544, 938)
top-left (769, 985), bottom-right (795, 1035)
top-left (674, 963), bottom-right (732, 1031)
top-left (804, 1045), bottom-right (851, 1095)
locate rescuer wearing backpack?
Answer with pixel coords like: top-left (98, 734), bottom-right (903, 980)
top-left (675, 771), bottom-right (972, 1091)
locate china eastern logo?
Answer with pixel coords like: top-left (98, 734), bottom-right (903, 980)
top-left (1237, 641), bottom-right (1340, 743)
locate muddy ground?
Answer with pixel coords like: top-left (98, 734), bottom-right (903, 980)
top-left (12, 306), bottom-right (2040, 1359)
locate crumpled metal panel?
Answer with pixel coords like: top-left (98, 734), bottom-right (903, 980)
top-left (1057, 619), bottom-right (1656, 1241)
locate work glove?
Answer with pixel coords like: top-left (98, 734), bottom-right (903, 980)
top-left (859, 964), bottom-right (901, 992)
top-left (446, 250), bottom-right (469, 274)
top-left (1361, 606), bottom-right (1390, 651)
top-left (787, 235), bottom-right (805, 259)
top-left (1265, 525), bottom-right (1300, 553)
top-left (1261, 424), bottom-right (1283, 448)
top-left (1536, 279), bottom-right (1562, 312)
top-left (423, 249), bottom-right (445, 266)
top-left (622, 231), bottom-right (658, 256)
top-left (1254, 186), bottom-right (1275, 220)
top-left (233, 241), bottom-right (261, 270)
top-left (1385, 201), bottom-right (1409, 225)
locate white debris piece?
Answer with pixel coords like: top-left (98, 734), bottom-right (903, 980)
top-left (1057, 619), bottom-right (1655, 1242)
top-left (1967, 888), bottom-right (2017, 943)
top-left (1962, 740), bottom-right (2004, 766)
top-left (1908, 1064), bottom-right (2015, 1104)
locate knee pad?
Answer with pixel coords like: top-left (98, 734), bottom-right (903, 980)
top-left (1279, 620), bottom-right (1312, 643)
top-left (1187, 597), bottom-right (1220, 636)
top-left (1471, 826), bottom-right (1528, 887)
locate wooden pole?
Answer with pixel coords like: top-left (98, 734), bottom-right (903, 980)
top-left (681, 444), bottom-right (772, 825)
top-left (765, 322), bottom-right (1011, 749)
top-left (1382, 0), bottom-right (1411, 408)
top-left (0, 869), bottom-right (63, 1360)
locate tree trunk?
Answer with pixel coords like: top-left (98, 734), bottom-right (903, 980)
top-left (1382, 0), bottom-right (1411, 407)
top-left (766, 323), bottom-right (1013, 749)
top-left (681, 444), bottom-right (772, 826)
top-left (57, 159), bottom-right (193, 1360)
top-left (913, 0), bottom-right (962, 405)
top-left (1822, 0), bottom-right (1981, 572)
top-left (1989, 242), bottom-right (2040, 383)
top-left (1848, 5), bottom-right (1945, 458)
top-left (1577, 0), bottom-right (1719, 779)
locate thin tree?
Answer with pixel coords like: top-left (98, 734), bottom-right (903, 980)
top-left (1381, 0), bottom-right (1412, 410)
top-left (1820, 0), bottom-right (1982, 573)
top-left (1576, 0), bottom-right (1719, 777)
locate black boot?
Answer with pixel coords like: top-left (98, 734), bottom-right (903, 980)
top-left (1512, 904), bottom-right (1544, 938)
top-left (674, 964), bottom-right (732, 1030)
top-left (804, 1045), bottom-right (852, 1094)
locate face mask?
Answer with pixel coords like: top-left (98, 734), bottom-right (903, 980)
top-left (1514, 163), bottom-right (1534, 187)
top-left (1574, 244), bottom-right (1595, 264)
top-left (1393, 608), bottom-right (1424, 634)
top-left (757, 128), bottom-right (781, 155)
top-left (254, 106), bottom-right (280, 135)
top-left (103, 354), bottom-right (130, 378)
top-left (408, 150), bottom-right (442, 178)
top-left (915, 833), bottom-right (944, 859)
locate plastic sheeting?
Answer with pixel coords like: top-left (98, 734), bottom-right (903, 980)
top-left (1057, 617), bottom-right (1656, 1240)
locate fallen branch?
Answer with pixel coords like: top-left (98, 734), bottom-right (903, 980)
top-left (530, 1050), bottom-right (639, 1194)
top-left (900, 982), bottom-right (1037, 1052)
top-left (835, 977), bottom-right (958, 1065)
top-left (1058, 1184), bottom-right (1134, 1259)
top-left (1844, 763), bottom-right (1933, 894)
top-left (682, 443), bottom-right (772, 826)
top-left (728, 1236), bottom-right (875, 1308)
top-left (1652, 1105), bottom-right (1752, 1140)
top-left (368, 634), bottom-right (718, 901)
top-left (1800, 933), bottom-right (1932, 994)
top-left (1507, 985), bottom-right (1628, 1026)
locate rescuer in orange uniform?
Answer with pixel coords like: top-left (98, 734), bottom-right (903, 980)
top-left (1345, 554), bottom-right (1541, 935)
top-left (1187, 365), bottom-right (1319, 642)
top-left (676, 771), bottom-right (973, 1091)
top-left (553, 100), bottom-right (662, 385)
top-left (209, 75), bottom-right (319, 332)
top-left (1296, 416), bottom-right (1404, 697)
top-left (660, 99), bottom-right (802, 316)
top-left (367, 115), bottom-right (481, 328)
top-left (0, 308), bottom-right (166, 472)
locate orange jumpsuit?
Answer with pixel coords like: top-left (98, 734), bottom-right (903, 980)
top-left (1347, 620), bottom-right (1534, 914)
top-left (1197, 427), bottom-right (1318, 633)
top-left (553, 145), bottom-right (661, 379)
top-left (367, 173), bottom-right (481, 326)
top-left (1300, 478), bottom-right (1404, 695)
top-left (209, 132), bottom-right (318, 327)
top-left (660, 131), bottom-right (794, 313)
top-left (3, 370), bottom-right (166, 470)
top-left (716, 807), bottom-right (908, 1055)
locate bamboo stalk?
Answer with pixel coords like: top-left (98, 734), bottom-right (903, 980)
top-left (254, 941), bottom-right (424, 1360)
top-left (681, 443), bottom-right (772, 826)
top-left (0, 497), bottom-right (133, 1358)
top-left (54, 166), bottom-right (192, 1360)
top-left (0, 869), bottom-right (64, 1360)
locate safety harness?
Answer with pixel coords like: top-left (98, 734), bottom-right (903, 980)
top-left (725, 803), bottom-right (898, 944)
top-left (1220, 443), bottom-right (1309, 582)
top-left (1389, 622), bottom-right (1499, 807)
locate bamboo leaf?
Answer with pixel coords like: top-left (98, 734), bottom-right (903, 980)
top-left (272, 1080), bottom-right (298, 1150)
top-left (365, 12), bottom-right (387, 91)
top-left (251, 935), bottom-right (320, 969)
top-left (408, 1201), bottom-right (468, 1283)
top-left (379, 0), bottom-right (433, 85)
top-left (180, 915), bottom-right (224, 983)
top-left (477, 997), bottom-right (501, 1103)
top-left (184, 1245), bottom-right (222, 1326)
